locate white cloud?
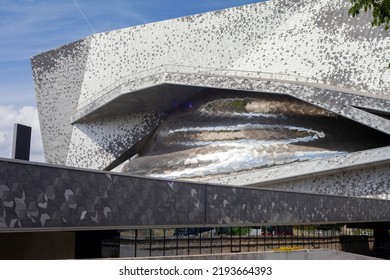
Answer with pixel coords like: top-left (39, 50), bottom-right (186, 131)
top-left (0, 105), bottom-right (44, 162)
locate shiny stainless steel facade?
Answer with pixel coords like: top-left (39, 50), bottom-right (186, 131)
top-left (123, 91), bottom-right (389, 179)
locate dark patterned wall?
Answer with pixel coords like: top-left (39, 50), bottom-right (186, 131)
top-left (1, 158), bottom-right (390, 232)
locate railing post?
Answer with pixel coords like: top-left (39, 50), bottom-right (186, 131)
top-left (149, 229), bottom-right (152, 257)
top-left (239, 227), bottom-right (242, 252)
top-left (176, 229), bottom-right (179, 256)
top-left (187, 234), bottom-right (190, 255)
top-left (210, 230), bottom-right (213, 255)
top-left (220, 232), bottom-right (223, 254)
top-left (199, 231), bottom-right (202, 255)
top-left (163, 229), bottom-right (166, 256)
top-left (230, 229), bottom-right (233, 253)
top-left (247, 228), bottom-right (250, 252)
top-left (134, 229), bottom-right (138, 258)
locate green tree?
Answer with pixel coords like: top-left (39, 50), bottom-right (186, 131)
top-left (348, 0), bottom-right (390, 30)
top-left (349, 1), bottom-right (390, 67)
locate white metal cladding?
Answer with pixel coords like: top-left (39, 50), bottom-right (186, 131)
top-left (31, 0), bottom-right (390, 184)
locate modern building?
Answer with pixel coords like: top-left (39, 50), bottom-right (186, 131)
top-left (1, 0), bottom-right (389, 259)
top-left (32, 0), bottom-right (389, 184)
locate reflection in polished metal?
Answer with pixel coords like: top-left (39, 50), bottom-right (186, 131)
top-left (123, 92), bottom-right (388, 179)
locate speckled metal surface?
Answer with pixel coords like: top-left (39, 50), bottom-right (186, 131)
top-left (66, 112), bottom-right (163, 170)
top-left (31, 38), bottom-right (92, 165)
top-left (32, 0), bottom-right (390, 171)
top-left (206, 146), bottom-right (390, 187)
top-left (257, 163), bottom-right (390, 200)
top-left (69, 68), bottom-right (390, 127)
top-left (1, 158), bottom-right (390, 232)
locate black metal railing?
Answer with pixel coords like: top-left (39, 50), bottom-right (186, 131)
top-left (101, 224), bottom-right (387, 258)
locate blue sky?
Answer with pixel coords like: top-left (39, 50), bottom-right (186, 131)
top-left (0, 0), bottom-right (263, 162)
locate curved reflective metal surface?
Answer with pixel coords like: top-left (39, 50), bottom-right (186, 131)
top-left (123, 92), bottom-right (389, 179)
